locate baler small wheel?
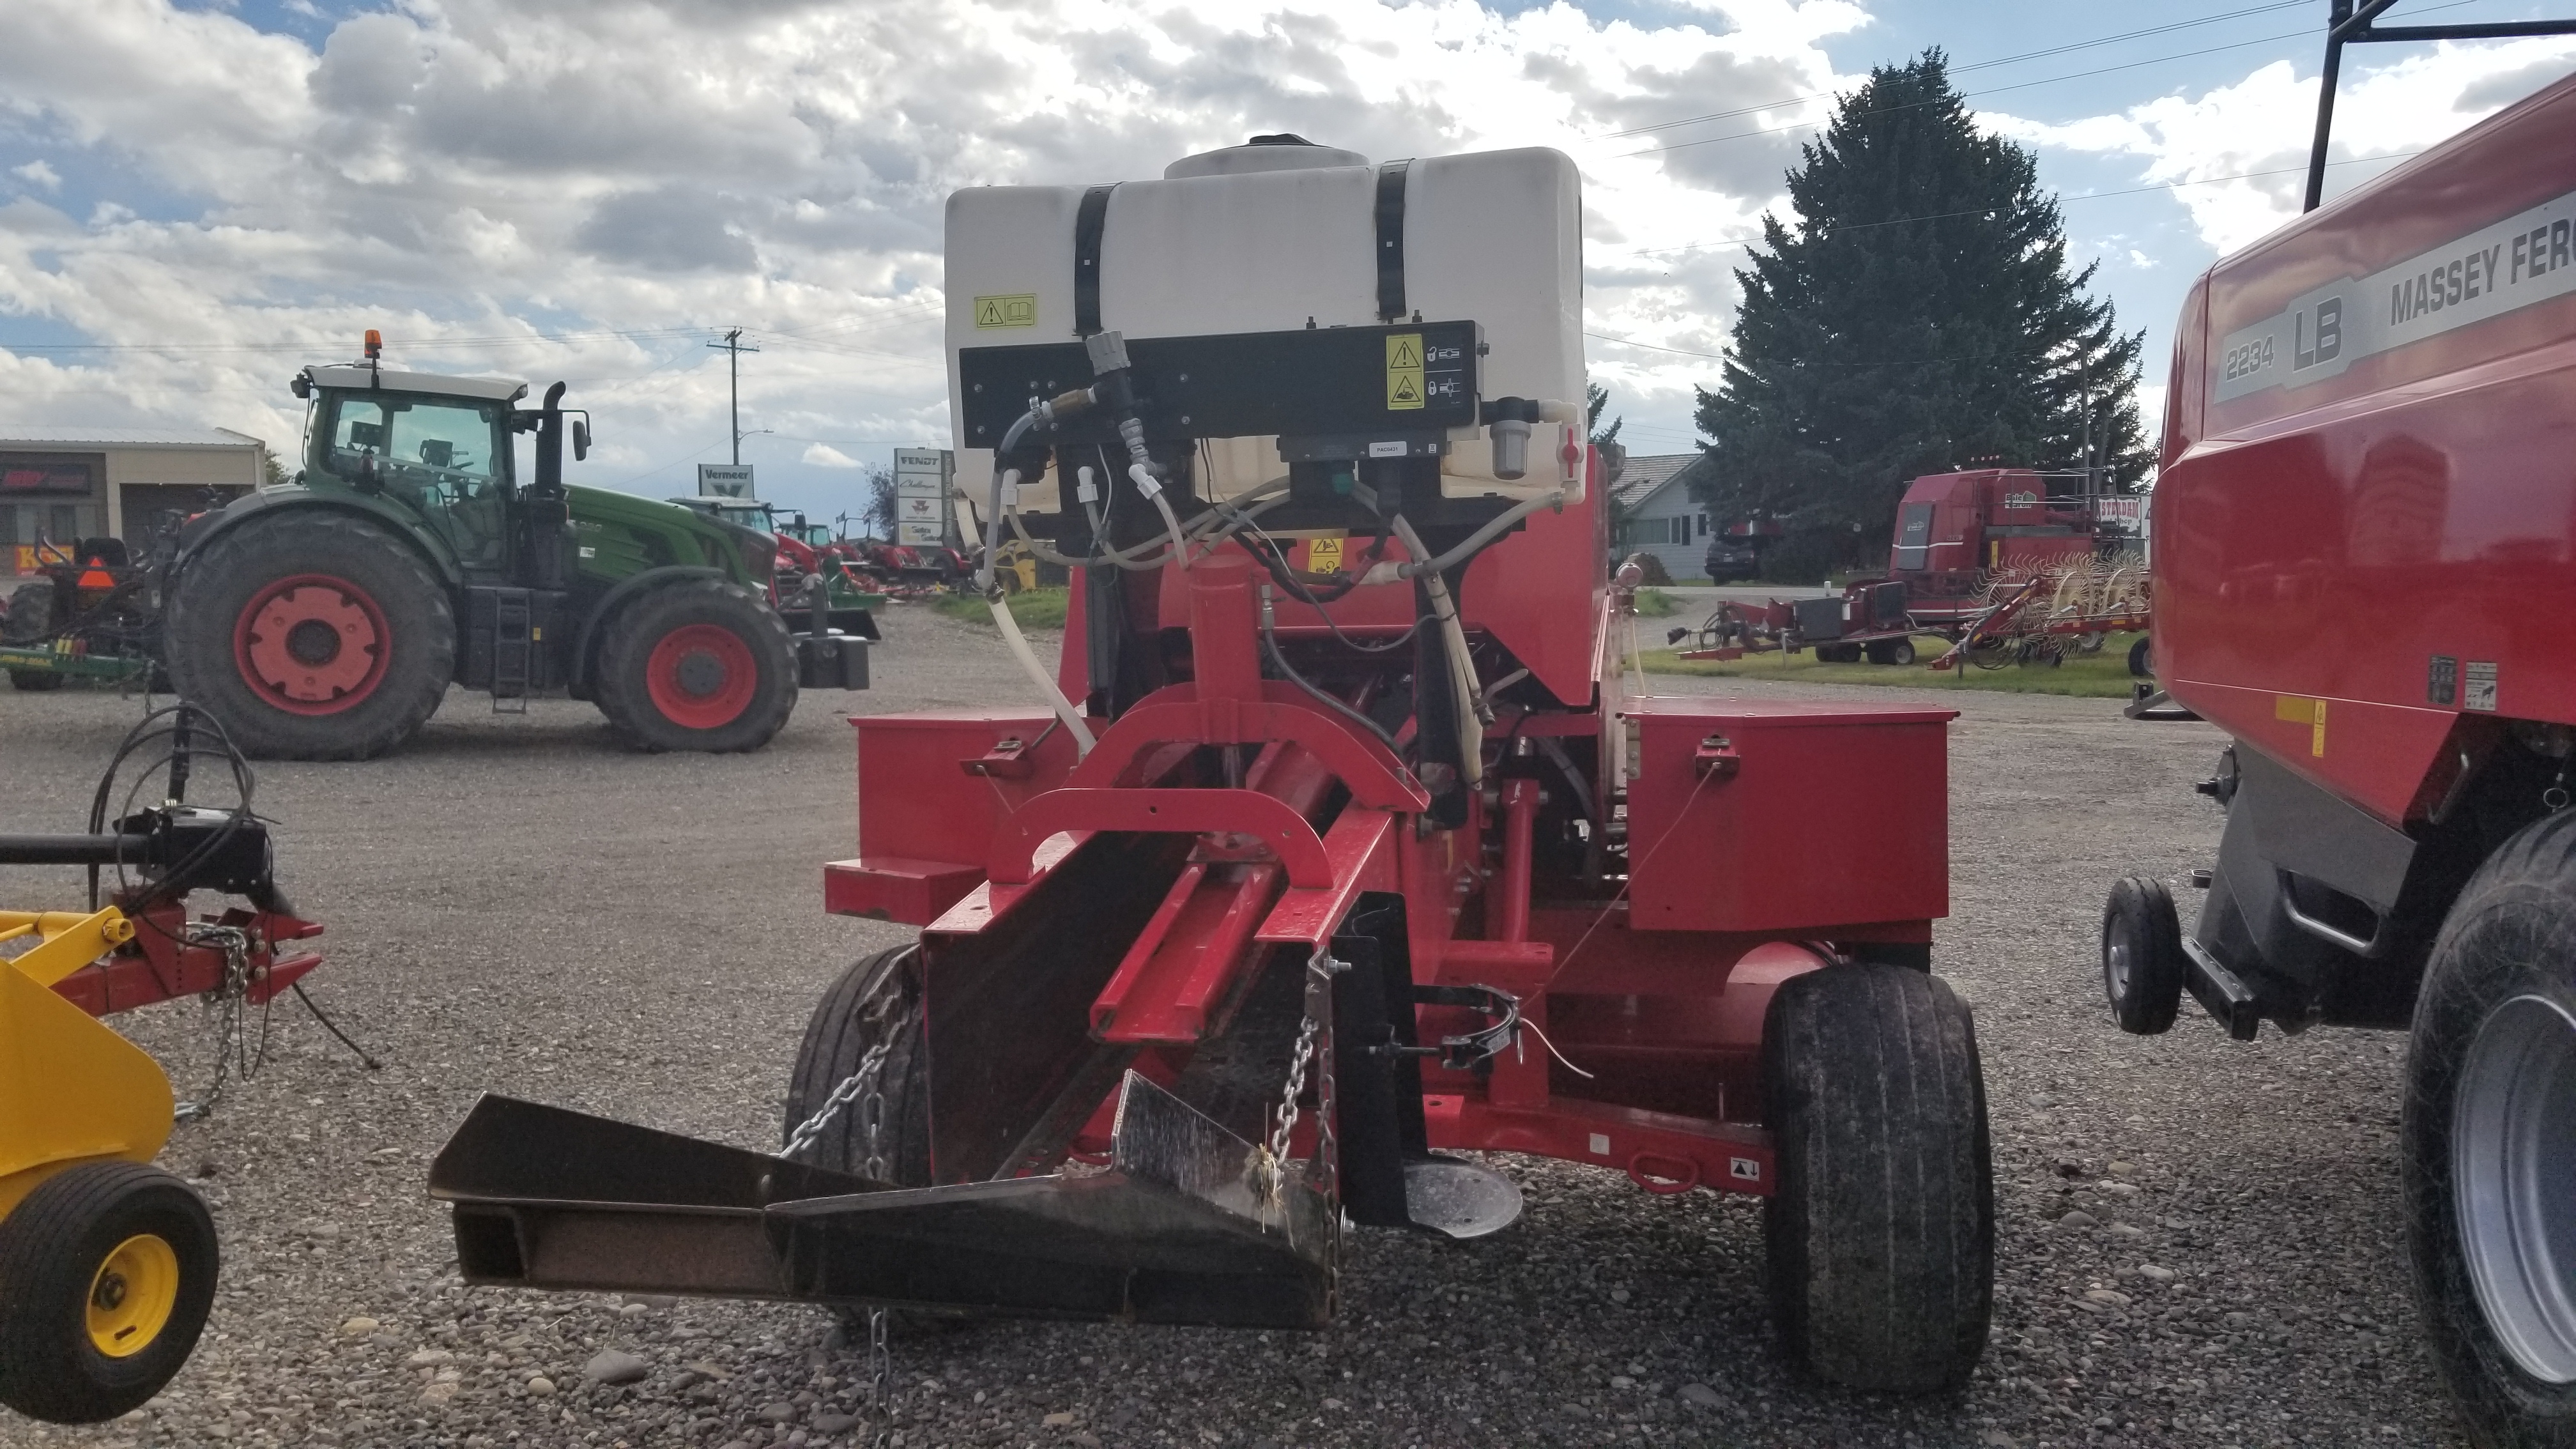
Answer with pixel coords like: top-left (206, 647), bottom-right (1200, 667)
top-left (2401, 809), bottom-right (2576, 1443)
top-left (2128, 636), bottom-right (2153, 678)
top-left (1763, 963), bottom-right (1991, 1393)
top-left (0, 1162), bottom-right (219, 1424)
top-left (164, 512), bottom-right (453, 759)
top-left (1865, 638), bottom-right (1917, 666)
top-left (594, 579), bottom-right (797, 753)
top-left (2101, 876), bottom-right (2188, 1035)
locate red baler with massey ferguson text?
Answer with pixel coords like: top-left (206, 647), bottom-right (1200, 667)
top-left (429, 135), bottom-right (1995, 1399)
top-left (2101, 65), bottom-right (2576, 1445)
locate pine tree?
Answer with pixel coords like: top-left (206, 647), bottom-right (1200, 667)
top-left (1692, 50), bottom-right (2148, 569)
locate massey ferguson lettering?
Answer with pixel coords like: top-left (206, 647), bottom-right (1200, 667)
top-left (2214, 186), bottom-right (2576, 403)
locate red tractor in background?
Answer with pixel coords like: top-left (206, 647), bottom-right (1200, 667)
top-left (2103, 56), bottom-right (2576, 1447)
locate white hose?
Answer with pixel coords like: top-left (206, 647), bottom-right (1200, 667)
top-left (1130, 463), bottom-right (1191, 571)
top-left (990, 589), bottom-right (1095, 756)
top-left (1392, 514), bottom-right (1485, 786)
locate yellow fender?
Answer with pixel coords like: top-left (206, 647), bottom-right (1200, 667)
top-left (0, 908), bottom-right (173, 1222)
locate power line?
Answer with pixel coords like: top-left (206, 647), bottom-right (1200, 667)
top-left (1607, 0), bottom-right (2496, 162)
top-left (1598, 0), bottom-right (2313, 140)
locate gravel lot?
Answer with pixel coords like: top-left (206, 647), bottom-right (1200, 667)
top-left (1, 606), bottom-right (2464, 1449)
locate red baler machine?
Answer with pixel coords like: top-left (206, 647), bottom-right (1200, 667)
top-left (2100, 58), bottom-right (2576, 1445)
top-left (433, 138), bottom-right (1993, 1395)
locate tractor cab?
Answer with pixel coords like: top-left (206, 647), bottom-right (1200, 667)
top-left (290, 335), bottom-right (589, 586)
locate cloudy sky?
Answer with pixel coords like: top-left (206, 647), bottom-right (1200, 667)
top-left (4, 0), bottom-right (2573, 523)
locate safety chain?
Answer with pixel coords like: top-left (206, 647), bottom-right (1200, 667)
top-left (174, 924), bottom-right (255, 1123)
top-left (780, 1039), bottom-right (894, 1163)
top-left (778, 1021), bottom-right (904, 1448)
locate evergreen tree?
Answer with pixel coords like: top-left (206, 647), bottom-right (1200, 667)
top-left (1692, 50), bottom-right (2149, 568)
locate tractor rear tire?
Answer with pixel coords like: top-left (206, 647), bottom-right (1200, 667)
top-left (2101, 875), bottom-right (2188, 1035)
top-left (2401, 809), bottom-right (2576, 1446)
top-left (164, 512), bottom-right (453, 760)
top-left (5, 580), bottom-right (54, 642)
top-left (594, 579), bottom-right (797, 753)
top-left (0, 1162), bottom-right (219, 1424)
top-left (1763, 963), bottom-right (1991, 1393)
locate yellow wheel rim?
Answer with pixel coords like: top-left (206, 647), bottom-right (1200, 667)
top-left (86, 1234), bottom-right (180, 1358)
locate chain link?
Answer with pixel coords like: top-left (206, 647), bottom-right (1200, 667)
top-left (778, 997), bottom-right (906, 1448)
top-left (173, 924), bottom-right (254, 1123)
top-left (780, 1039), bottom-right (894, 1163)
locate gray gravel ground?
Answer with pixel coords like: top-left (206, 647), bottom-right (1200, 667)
top-left (0, 607), bottom-right (2463, 1449)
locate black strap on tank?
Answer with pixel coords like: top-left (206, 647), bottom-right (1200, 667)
top-left (1375, 160), bottom-right (1412, 323)
top-left (1074, 185), bottom-right (1116, 337)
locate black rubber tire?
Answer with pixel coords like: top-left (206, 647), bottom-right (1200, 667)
top-left (785, 945), bottom-right (931, 1187)
top-left (2101, 875), bottom-right (2188, 1035)
top-left (4, 580), bottom-right (54, 643)
top-left (2402, 809), bottom-right (2576, 1448)
top-left (592, 578), bottom-right (798, 753)
top-left (0, 1162), bottom-right (219, 1424)
top-left (1865, 638), bottom-right (1917, 666)
top-left (8, 669), bottom-right (66, 691)
top-left (2128, 636), bottom-right (2153, 678)
top-left (1763, 963), bottom-right (1993, 1393)
top-left (1814, 643), bottom-right (1862, 664)
top-left (164, 512), bottom-right (453, 760)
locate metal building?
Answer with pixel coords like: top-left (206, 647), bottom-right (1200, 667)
top-left (0, 427), bottom-right (267, 574)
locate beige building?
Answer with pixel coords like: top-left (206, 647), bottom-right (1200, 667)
top-left (0, 427), bottom-right (268, 576)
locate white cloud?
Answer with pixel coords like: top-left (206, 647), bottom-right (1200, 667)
top-left (8, 161), bottom-right (60, 191)
top-left (0, 0), bottom-right (1888, 494)
top-left (1990, 43), bottom-right (2576, 256)
top-left (802, 441), bottom-right (860, 468)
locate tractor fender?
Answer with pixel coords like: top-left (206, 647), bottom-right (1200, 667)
top-left (172, 487), bottom-right (464, 591)
top-left (568, 565), bottom-right (726, 696)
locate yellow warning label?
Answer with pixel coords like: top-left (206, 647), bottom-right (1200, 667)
top-left (974, 294), bottom-right (1038, 329)
top-left (1307, 535), bottom-right (1347, 575)
top-left (2275, 695), bottom-right (2328, 756)
top-left (1386, 332), bottom-right (1424, 410)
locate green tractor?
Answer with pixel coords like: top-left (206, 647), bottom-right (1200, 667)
top-left (161, 339), bottom-right (871, 760)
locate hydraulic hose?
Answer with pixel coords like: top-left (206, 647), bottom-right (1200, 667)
top-left (1390, 514), bottom-right (1486, 786)
top-left (1129, 463), bottom-right (1191, 572)
top-left (1397, 483), bottom-right (1573, 581)
top-left (989, 585), bottom-right (1095, 756)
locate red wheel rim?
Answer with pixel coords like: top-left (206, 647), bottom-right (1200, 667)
top-left (645, 623), bottom-right (758, 730)
top-left (233, 573), bottom-right (390, 716)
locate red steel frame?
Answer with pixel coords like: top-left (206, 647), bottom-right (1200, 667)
top-left (45, 905), bottom-right (323, 1020)
top-left (825, 464), bottom-right (1951, 1203)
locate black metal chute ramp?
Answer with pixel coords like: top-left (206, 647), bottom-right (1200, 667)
top-left (428, 1072), bottom-right (1331, 1328)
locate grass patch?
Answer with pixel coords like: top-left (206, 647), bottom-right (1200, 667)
top-left (931, 586), bottom-right (1070, 629)
top-left (1642, 631), bottom-right (2147, 698)
top-left (1632, 587), bottom-right (1683, 618)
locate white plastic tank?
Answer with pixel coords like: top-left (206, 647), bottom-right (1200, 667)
top-left (944, 139), bottom-right (1584, 509)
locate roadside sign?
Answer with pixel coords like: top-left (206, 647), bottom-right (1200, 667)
top-left (896, 519), bottom-right (944, 544)
top-left (698, 463), bottom-right (756, 499)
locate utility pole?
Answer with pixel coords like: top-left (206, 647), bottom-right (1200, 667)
top-left (708, 328), bottom-right (761, 464)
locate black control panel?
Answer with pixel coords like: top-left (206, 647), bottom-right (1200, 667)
top-left (957, 321), bottom-right (1483, 450)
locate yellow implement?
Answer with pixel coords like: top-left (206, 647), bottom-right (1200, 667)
top-left (0, 906), bottom-right (171, 1218)
top-left (1, 905), bottom-right (215, 1426)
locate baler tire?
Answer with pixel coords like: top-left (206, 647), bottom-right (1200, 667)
top-left (2128, 636), bottom-right (2152, 678)
top-left (785, 944), bottom-right (931, 1187)
top-left (1763, 962), bottom-right (1992, 1393)
top-left (1865, 638), bottom-right (1917, 666)
top-left (9, 669), bottom-right (66, 692)
top-left (786, 945), bottom-right (989, 1339)
top-left (0, 1162), bottom-right (219, 1424)
top-left (2101, 875), bottom-right (2187, 1035)
top-left (593, 579), bottom-right (797, 753)
top-left (2401, 809), bottom-right (2576, 1446)
top-left (163, 512), bottom-right (452, 760)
